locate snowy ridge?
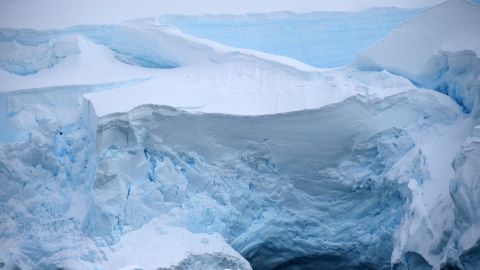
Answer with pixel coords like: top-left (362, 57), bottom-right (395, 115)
top-left (83, 20), bottom-right (418, 116)
top-left (0, 21), bottom-right (319, 93)
top-left (0, 20), bottom-right (418, 115)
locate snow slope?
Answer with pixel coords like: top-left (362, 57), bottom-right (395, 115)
top-left (0, 34), bottom-right (159, 92)
top-left (357, 0), bottom-right (480, 78)
top-left (356, 0), bottom-right (480, 115)
top-left (99, 219), bottom-right (251, 270)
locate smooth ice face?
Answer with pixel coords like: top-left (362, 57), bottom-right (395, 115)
top-left (155, 8), bottom-right (418, 68)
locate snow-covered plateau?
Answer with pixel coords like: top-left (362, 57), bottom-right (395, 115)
top-left (0, 0), bottom-right (479, 269)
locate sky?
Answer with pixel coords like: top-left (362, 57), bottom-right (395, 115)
top-left (0, 0), bottom-right (448, 29)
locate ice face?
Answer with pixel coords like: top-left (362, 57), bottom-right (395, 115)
top-left (85, 89), bottom-right (464, 269)
top-left (2, 82), bottom-right (469, 269)
top-left (0, 87), bottom-right (251, 269)
top-left (0, 36), bottom-right (80, 76)
top-left (155, 8), bottom-right (418, 68)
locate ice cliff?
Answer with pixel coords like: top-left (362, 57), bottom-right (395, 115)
top-left (356, 0), bottom-right (480, 269)
top-left (0, 0), bottom-right (479, 269)
top-left (154, 8), bottom-right (419, 68)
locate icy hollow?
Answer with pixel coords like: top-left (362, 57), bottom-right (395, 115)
top-left (1, 0), bottom-right (480, 269)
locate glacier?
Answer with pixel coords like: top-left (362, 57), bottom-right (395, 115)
top-left (154, 8), bottom-right (419, 68)
top-left (1, 0), bottom-right (480, 269)
top-left (356, 0), bottom-right (480, 116)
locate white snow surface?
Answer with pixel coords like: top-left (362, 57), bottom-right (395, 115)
top-left (99, 218), bottom-right (251, 270)
top-left (0, 19), bottom-right (417, 116)
top-left (0, 35), bottom-right (159, 92)
top-left (356, 0), bottom-right (480, 81)
top-left (77, 21), bottom-right (414, 116)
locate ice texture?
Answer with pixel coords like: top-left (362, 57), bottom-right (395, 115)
top-left (450, 127), bottom-right (480, 270)
top-left (357, 0), bottom-right (480, 269)
top-left (0, 89), bottom-right (250, 269)
top-left (155, 8), bottom-right (418, 68)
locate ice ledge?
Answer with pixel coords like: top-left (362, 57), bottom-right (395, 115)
top-left (97, 218), bottom-right (251, 270)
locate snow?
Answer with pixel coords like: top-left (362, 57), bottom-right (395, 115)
top-left (357, 0), bottom-right (480, 78)
top-left (356, 0), bottom-right (480, 118)
top-left (86, 88), bottom-right (468, 269)
top-left (85, 65), bottom-right (417, 117)
top-left (0, 22), bottom-right (322, 93)
top-left (1, 20), bottom-right (417, 115)
top-left (98, 218), bottom-right (251, 270)
top-left (81, 21), bottom-right (417, 116)
top-left (354, 0), bottom-right (480, 268)
top-left (1, 0), bottom-right (480, 269)
top-left (0, 34), bottom-right (160, 92)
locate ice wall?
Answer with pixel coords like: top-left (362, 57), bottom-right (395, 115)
top-left (355, 1), bottom-right (480, 268)
top-left (0, 87), bottom-right (98, 269)
top-left (157, 8), bottom-right (418, 68)
top-left (87, 88), bottom-right (463, 269)
top-left (0, 86), bottom-right (251, 270)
